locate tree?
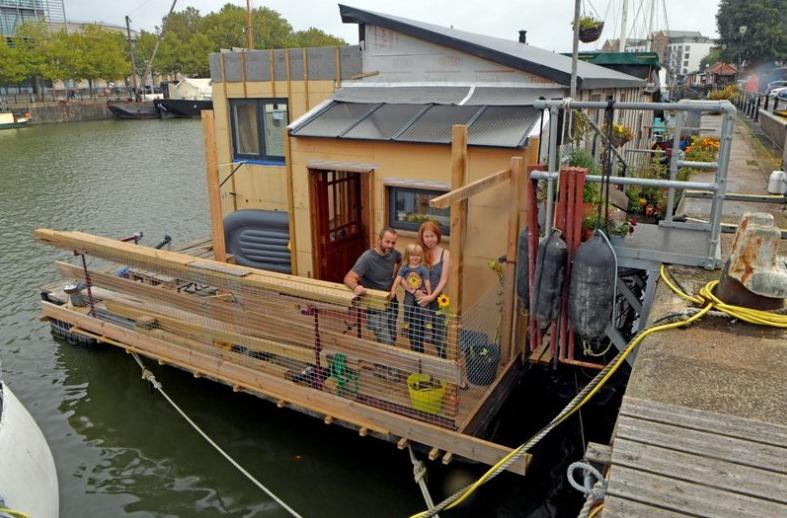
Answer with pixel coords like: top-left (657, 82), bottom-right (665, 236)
top-left (699, 47), bottom-right (722, 71)
top-left (0, 38), bottom-right (27, 85)
top-left (716, 0), bottom-right (787, 67)
top-left (289, 28), bottom-right (347, 48)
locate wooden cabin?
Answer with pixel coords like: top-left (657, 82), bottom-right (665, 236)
top-left (38, 5), bottom-right (646, 475)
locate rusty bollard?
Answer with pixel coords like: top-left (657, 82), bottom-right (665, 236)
top-left (716, 213), bottom-right (787, 310)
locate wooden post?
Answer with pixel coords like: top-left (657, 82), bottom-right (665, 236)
top-left (284, 132), bottom-right (298, 275)
top-left (201, 110), bottom-right (227, 263)
top-left (448, 125), bottom-right (468, 315)
top-left (501, 157), bottom-right (524, 362)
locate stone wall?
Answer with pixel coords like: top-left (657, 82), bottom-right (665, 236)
top-left (758, 109), bottom-right (787, 165)
top-left (28, 101), bottom-right (113, 125)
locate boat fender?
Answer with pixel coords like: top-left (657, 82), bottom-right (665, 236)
top-left (531, 229), bottom-right (567, 330)
top-left (568, 231), bottom-right (616, 338)
top-left (516, 229), bottom-right (529, 308)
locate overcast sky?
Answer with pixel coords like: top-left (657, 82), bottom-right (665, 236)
top-left (64, 0), bottom-right (721, 52)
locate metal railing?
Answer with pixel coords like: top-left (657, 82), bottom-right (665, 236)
top-left (533, 99), bottom-right (736, 269)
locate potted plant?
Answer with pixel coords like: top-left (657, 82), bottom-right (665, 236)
top-left (576, 16), bottom-right (605, 43)
top-left (606, 123), bottom-right (633, 147)
top-left (460, 329), bottom-right (500, 386)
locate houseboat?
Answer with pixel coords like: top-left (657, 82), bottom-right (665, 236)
top-left (37, 4), bottom-right (652, 484)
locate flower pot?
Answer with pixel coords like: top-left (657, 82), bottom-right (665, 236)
top-left (579, 22), bottom-right (604, 43)
top-left (407, 374), bottom-right (446, 415)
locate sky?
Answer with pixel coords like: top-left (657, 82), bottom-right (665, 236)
top-left (64, 0), bottom-right (722, 53)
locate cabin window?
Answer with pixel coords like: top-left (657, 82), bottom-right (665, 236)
top-left (229, 98), bottom-right (288, 163)
top-left (387, 186), bottom-right (450, 235)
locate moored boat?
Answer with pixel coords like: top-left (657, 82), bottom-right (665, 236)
top-left (0, 380), bottom-right (59, 518)
top-left (107, 100), bottom-right (160, 120)
top-left (0, 111), bottom-right (31, 129)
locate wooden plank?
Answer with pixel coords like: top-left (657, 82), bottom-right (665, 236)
top-left (459, 356), bottom-right (521, 435)
top-left (429, 168), bottom-right (509, 209)
top-left (585, 442), bottom-right (612, 464)
top-left (37, 230), bottom-right (389, 310)
top-left (201, 110), bottom-right (226, 262)
top-left (612, 438), bottom-right (787, 504)
top-left (605, 465), bottom-right (787, 517)
top-left (621, 397), bottom-right (787, 448)
top-left (602, 495), bottom-right (694, 517)
top-left (448, 124), bottom-right (468, 315)
top-left (615, 416), bottom-right (787, 474)
top-left (501, 157), bottom-right (523, 362)
top-left (40, 301), bottom-right (528, 475)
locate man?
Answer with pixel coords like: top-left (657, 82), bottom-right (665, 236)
top-left (344, 228), bottom-right (402, 345)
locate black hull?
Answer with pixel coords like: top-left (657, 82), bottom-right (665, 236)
top-left (107, 101), bottom-right (160, 119)
top-left (154, 99), bottom-right (213, 118)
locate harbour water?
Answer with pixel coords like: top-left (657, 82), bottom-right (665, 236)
top-left (1, 119), bottom-right (624, 517)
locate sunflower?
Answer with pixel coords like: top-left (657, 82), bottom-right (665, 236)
top-left (437, 294), bottom-right (450, 309)
top-left (406, 272), bottom-right (421, 290)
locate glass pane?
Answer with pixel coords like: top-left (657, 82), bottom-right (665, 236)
top-left (390, 188), bottom-right (450, 234)
top-left (233, 103), bottom-right (259, 155)
top-left (263, 102), bottom-right (287, 157)
top-left (291, 102), bottom-right (373, 137)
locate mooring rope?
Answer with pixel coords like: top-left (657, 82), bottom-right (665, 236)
top-left (129, 352), bottom-right (303, 518)
top-left (411, 264), bottom-right (787, 517)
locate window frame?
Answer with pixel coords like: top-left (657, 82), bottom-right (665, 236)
top-left (228, 98), bottom-right (289, 164)
top-left (386, 185), bottom-right (451, 236)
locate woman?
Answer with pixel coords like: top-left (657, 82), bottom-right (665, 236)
top-left (415, 221), bottom-right (450, 358)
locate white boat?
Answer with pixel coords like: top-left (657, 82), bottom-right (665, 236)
top-left (0, 380), bottom-right (59, 518)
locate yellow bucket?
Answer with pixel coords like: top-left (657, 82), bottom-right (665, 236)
top-left (407, 374), bottom-right (446, 415)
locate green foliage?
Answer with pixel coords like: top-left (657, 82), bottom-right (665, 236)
top-left (716, 0), bottom-right (787, 66)
top-left (699, 47), bottom-right (722, 71)
top-left (577, 16), bottom-right (602, 31)
top-left (3, 4), bottom-right (347, 84)
top-left (567, 148), bottom-right (601, 203)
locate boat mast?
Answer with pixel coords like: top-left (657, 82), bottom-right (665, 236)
top-left (246, 0), bottom-right (254, 49)
top-left (143, 0), bottom-right (179, 91)
top-left (646, 0), bottom-right (655, 51)
top-left (125, 16), bottom-right (139, 93)
top-left (618, 0), bottom-right (628, 52)
top-left (570, 0), bottom-right (580, 98)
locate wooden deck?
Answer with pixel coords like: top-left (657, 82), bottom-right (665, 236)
top-left (601, 396), bottom-right (787, 517)
top-left (38, 231), bottom-right (529, 475)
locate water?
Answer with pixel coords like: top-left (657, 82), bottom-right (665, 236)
top-left (0, 119), bottom-right (626, 517)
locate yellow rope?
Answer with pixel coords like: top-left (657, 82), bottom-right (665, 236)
top-left (411, 264), bottom-right (787, 517)
top-left (588, 503), bottom-right (604, 518)
top-left (0, 507), bottom-right (31, 518)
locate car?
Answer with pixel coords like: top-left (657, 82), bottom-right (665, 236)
top-left (765, 80), bottom-right (787, 94)
top-left (768, 86), bottom-right (787, 98)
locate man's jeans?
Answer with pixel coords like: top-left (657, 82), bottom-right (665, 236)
top-left (366, 298), bottom-right (399, 345)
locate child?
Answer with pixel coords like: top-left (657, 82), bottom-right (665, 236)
top-left (390, 244), bottom-right (432, 353)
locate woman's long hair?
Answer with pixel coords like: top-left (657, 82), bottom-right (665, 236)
top-left (418, 221), bottom-right (442, 267)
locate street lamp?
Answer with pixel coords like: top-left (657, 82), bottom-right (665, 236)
top-left (738, 25), bottom-right (747, 79)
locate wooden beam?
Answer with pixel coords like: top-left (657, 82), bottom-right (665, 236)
top-left (284, 122), bottom-right (299, 275)
top-left (441, 452), bottom-right (454, 465)
top-left (358, 427), bottom-right (369, 437)
top-left (397, 437), bottom-right (410, 449)
top-left (41, 301), bottom-right (528, 475)
top-left (429, 168), bottom-right (510, 209)
top-left (501, 157), bottom-right (524, 363)
top-left (38, 230), bottom-right (389, 310)
top-left (428, 447), bottom-right (440, 461)
top-left (448, 125), bottom-right (468, 317)
top-left (201, 110), bottom-right (227, 262)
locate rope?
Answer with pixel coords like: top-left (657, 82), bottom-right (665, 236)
top-left (408, 446), bottom-right (440, 517)
top-left (588, 504), bottom-right (604, 518)
top-left (567, 462), bottom-right (606, 501)
top-left (411, 263), bottom-right (787, 517)
top-left (129, 353), bottom-right (304, 518)
top-left (0, 508), bottom-right (30, 518)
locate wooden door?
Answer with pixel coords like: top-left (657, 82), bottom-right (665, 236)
top-left (311, 170), bottom-right (367, 283)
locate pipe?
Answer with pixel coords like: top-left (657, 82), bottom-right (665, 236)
top-left (533, 100), bottom-right (736, 114)
top-left (530, 171), bottom-right (718, 191)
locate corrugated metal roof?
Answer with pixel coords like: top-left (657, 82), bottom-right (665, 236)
top-left (339, 4), bottom-right (646, 90)
top-left (290, 101), bottom-right (540, 149)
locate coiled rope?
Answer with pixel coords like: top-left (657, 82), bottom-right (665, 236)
top-left (130, 352), bottom-right (303, 518)
top-left (411, 264), bottom-right (786, 517)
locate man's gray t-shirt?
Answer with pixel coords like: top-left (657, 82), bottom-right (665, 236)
top-left (351, 249), bottom-right (402, 291)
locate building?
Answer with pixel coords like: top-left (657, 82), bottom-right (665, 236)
top-left (0, 0), bottom-right (66, 38)
top-left (601, 30), bottom-right (713, 78)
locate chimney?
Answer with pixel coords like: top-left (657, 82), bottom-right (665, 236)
top-left (518, 30), bottom-right (527, 44)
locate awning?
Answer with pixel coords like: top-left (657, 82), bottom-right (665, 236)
top-left (307, 160), bottom-right (377, 173)
top-left (331, 85), bottom-right (567, 106)
top-left (290, 101), bottom-right (541, 149)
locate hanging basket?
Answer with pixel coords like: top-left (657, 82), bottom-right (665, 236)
top-left (579, 22), bottom-right (604, 43)
top-left (608, 133), bottom-right (630, 147)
